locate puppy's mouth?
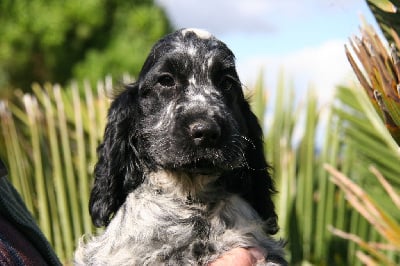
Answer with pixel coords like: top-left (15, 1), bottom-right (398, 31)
top-left (179, 158), bottom-right (223, 175)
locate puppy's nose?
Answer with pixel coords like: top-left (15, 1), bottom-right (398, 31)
top-left (189, 120), bottom-right (221, 146)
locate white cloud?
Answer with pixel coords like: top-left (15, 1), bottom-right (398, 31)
top-left (240, 39), bottom-right (356, 147)
top-left (237, 39), bottom-right (354, 104)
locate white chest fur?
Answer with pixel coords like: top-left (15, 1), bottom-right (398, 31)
top-left (74, 171), bottom-right (284, 265)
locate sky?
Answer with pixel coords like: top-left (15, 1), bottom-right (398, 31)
top-left (155, 0), bottom-right (380, 104)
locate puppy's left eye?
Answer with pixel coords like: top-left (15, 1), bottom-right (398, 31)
top-left (157, 74), bottom-right (175, 87)
top-left (219, 76), bottom-right (236, 91)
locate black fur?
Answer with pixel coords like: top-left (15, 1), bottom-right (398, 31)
top-left (89, 28), bottom-right (279, 235)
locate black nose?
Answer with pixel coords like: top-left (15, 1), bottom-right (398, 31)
top-left (189, 120), bottom-right (221, 146)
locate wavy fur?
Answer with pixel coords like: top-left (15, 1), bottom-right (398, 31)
top-left (75, 28), bottom-right (286, 265)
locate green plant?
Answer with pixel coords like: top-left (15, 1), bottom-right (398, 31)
top-left (325, 0), bottom-right (400, 263)
top-left (329, 84), bottom-right (400, 265)
top-left (251, 74), bottom-right (375, 265)
top-left (251, 70), bottom-right (400, 265)
top-left (346, 1), bottom-right (400, 145)
top-left (326, 164), bottom-right (400, 265)
top-left (0, 0), bottom-right (172, 95)
top-left (0, 79), bottom-right (112, 263)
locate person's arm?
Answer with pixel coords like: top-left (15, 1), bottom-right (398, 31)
top-left (0, 159), bottom-right (62, 265)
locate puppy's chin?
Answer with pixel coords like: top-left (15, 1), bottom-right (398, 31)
top-left (147, 168), bottom-right (220, 198)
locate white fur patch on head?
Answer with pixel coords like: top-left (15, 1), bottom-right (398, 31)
top-left (191, 94), bottom-right (207, 103)
top-left (182, 28), bottom-right (213, 39)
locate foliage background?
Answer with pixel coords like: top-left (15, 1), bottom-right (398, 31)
top-left (0, 0), bottom-right (172, 96)
top-left (0, 0), bottom-right (399, 265)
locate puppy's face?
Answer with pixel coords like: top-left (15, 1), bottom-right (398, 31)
top-left (136, 29), bottom-right (249, 174)
top-left (90, 29), bottom-right (277, 230)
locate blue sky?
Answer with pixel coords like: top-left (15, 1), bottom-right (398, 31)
top-left (155, 0), bottom-right (380, 103)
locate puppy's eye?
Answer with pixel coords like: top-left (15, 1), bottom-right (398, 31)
top-left (157, 74), bottom-right (175, 87)
top-left (219, 76), bottom-right (236, 91)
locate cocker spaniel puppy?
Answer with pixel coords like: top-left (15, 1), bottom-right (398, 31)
top-left (75, 28), bottom-right (286, 266)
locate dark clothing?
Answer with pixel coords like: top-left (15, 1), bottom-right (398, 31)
top-left (0, 160), bottom-right (61, 265)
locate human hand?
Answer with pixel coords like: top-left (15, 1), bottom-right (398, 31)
top-left (209, 247), bottom-right (266, 266)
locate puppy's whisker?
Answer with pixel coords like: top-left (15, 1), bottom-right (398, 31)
top-left (232, 134), bottom-right (256, 150)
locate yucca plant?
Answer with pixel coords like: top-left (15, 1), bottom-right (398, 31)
top-left (327, 83), bottom-right (400, 265)
top-left (346, 1), bottom-right (400, 145)
top-left (252, 73), bottom-right (363, 265)
top-left (326, 164), bottom-right (400, 265)
top-left (0, 79), bottom-right (113, 263)
top-left (325, 0), bottom-right (400, 263)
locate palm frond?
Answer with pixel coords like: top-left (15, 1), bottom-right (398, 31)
top-left (346, 18), bottom-right (400, 145)
top-left (0, 80), bottom-right (110, 263)
top-left (326, 164), bottom-right (400, 265)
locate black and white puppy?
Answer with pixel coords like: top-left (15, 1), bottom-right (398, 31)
top-left (75, 28), bottom-right (286, 265)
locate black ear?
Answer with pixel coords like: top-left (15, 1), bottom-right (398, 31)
top-left (89, 84), bottom-right (143, 227)
top-left (244, 104), bottom-right (278, 235)
top-left (225, 99), bottom-right (279, 235)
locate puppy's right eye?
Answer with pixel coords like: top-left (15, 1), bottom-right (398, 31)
top-left (157, 74), bottom-right (175, 87)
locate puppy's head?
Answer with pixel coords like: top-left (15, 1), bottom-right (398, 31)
top-left (136, 28), bottom-right (248, 174)
top-left (89, 28), bottom-right (278, 234)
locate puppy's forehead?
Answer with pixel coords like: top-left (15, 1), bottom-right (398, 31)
top-left (173, 28), bottom-right (235, 64)
top-left (166, 28), bottom-right (232, 56)
top-left (138, 29), bottom-right (236, 80)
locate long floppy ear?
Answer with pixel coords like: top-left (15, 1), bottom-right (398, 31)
top-left (243, 102), bottom-right (278, 235)
top-left (89, 84), bottom-right (143, 227)
top-left (225, 99), bottom-right (279, 235)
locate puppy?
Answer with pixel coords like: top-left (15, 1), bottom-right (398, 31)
top-left (75, 28), bottom-right (286, 265)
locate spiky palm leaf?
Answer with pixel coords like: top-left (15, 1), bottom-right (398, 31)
top-left (0, 80), bottom-right (111, 263)
top-left (329, 82), bottom-right (400, 265)
top-left (331, 2), bottom-right (400, 260)
top-left (326, 164), bottom-right (400, 265)
top-left (366, 0), bottom-right (400, 47)
top-left (346, 20), bottom-right (400, 145)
